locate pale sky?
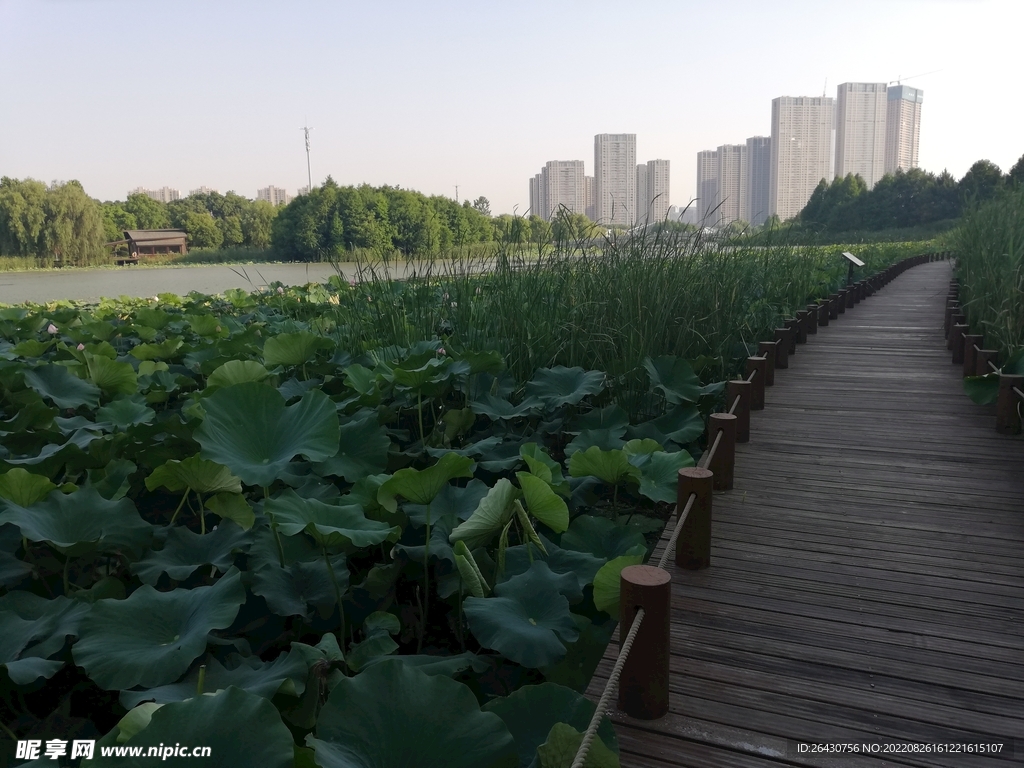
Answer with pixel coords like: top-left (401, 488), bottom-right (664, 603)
top-left (1, 0), bottom-right (1021, 215)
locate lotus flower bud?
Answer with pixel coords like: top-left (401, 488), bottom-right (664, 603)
top-left (47, 324), bottom-right (58, 334)
top-left (77, 343), bottom-right (85, 350)
top-left (276, 286), bottom-right (284, 295)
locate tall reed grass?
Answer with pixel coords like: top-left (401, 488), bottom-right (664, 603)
top-left (951, 188), bottom-right (1024, 359)
top-left (319, 225), bottom-right (919, 415)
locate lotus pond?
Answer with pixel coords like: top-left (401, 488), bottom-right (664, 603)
top-left (0, 286), bottom-right (734, 767)
top-left (0, 237), bottom-right (919, 767)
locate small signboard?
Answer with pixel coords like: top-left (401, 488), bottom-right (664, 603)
top-left (842, 251), bottom-right (865, 267)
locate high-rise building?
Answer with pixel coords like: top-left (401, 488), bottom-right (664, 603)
top-left (646, 159), bottom-right (670, 223)
top-left (585, 176), bottom-right (595, 221)
top-left (695, 150), bottom-right (718, 225)
top-left (189, 186), bottom-right (217, 196)
top-left (885, 85), bottom-right (923, 174)
top-left (594, 134), bottom-right (636, 226)
top-left (769, 96), bottom-right (835, 221)
top-left (635, 164), bottom-right (648, 225)
top-left (529, 162), bottom-right (586, 221)
top-left (835, 83), bottom-right (888, 188)
top-left (257, 186), bottom-right (292, 206)
top-left (129, 186), bottom-right (180, 203)
top-left (716, 145), bottom-right (747, 226)
top-left (745, 136), bottom-right (771, 226)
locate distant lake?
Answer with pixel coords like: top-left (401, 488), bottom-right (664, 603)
top-left (0, 262), bottom-right (411, 305)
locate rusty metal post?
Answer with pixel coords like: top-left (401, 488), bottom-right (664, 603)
top-left (795, 311), bottom-right (809, 343)
top-left (707, 413), bottom-right (737, 491)
top-left (975, 349), bottom-right (998, 376)
top-left (746, 356), bottom-right (766, 410)
top-left (804, 304), bottom-right (818, 334)
top-left (773, 328), bottom-right (790, 369)
top-left (996, 375), bottom-right (1024, 435)
top-left (950, 323), bottom-right (968, 365)
top-left (618, 565), bottom-right (671, 719)
top-left (962, 335), bottom-right (983, 378)
top-left (727, 379), bottom-right (751, 443)
top-left (676, 467), bottom-right (714, 570)
top-left (757, 341), bottom-right (776, 386)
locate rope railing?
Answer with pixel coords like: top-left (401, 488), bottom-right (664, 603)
top-left (568, 251), bottom-right (942, 768)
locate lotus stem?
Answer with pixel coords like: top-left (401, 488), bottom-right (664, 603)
top-left (417, 391), bottom-right (425, 446)
top-left (197, 493), bottom-right (206, 535)
top-left (419, 501), bottom-right (431, 653)
top-left (265, 487), bottom-right (286, 568)
top-left (0, 719), bottom-right (17, 742)
top-left (62, 556), bottom-right (70, 596)
top-left (323, 545), bottom-right (345, 645)
top-left (196, 664), bottom-right (206, 695)
top-left (169, 491), bottom-right (188, 525)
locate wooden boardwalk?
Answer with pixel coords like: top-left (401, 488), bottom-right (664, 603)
top-left (589, 261), bottom-right (1024, 768)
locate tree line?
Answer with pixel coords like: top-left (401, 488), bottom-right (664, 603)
top-left (794, 155), bottom-right (1024, 234)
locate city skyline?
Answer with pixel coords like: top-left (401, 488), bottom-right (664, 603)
top-left (1, 0), bottom-right (1021, 216)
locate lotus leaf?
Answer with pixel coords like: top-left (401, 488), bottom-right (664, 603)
top-left (314, 411), bottom-right (391, 482)
top-left (526, 366), bottom-right (605, 407)
top-left (87, 354), bottom-right (138, 396)
top-left (194, 382), bottom-right (340, 487)
top-left (307, 660), bottom-right (517, 768)
top-left (362, 651), bottom-right (489, 678)
top-left (0, 593), bottom-right (90, 684)
top-left (146, 455), bottom-right (242, 495)
top-left (449, 478), bottom-right (519, 550)
top-left (520, 443), bottom-right (570, 496)
top-left (130, 339), bottom-right (183, 361)
top-left (0, 488), bottom-right (152, 555)
top-left (564, 428), bottom-right (626, 457)
top-left (464, 562), bottom-right (579, 668)
top-left (87, 458), bottom-right (137, 500)
top-left (114, 702), bottom-right (163, 743)
top-left (637, 450), bottom-right (696, 503)
top-left (540, 615), bottom-right (615, 693)
top-left (92, 687), bottom-right (295, 768)
top-left (264, 330), bottom-right (334, 367)
top-left (0, 468), bottom-right (56, 507)
top-left (592, 554), bottom-right (645, 615)
top-left (483, 682), bottom-right (618, 767)
top-left (469, 393), bottom-right (544, 420)
top-left (500, 536), bottom-right (604, 592)
top-left (560, 515), bottom-right (646, 561)
top-left (73, 570), bottom-right (246, 690)
top-left (206, 359), bottom-right (270, 390)
top-left (377, 452), bottom-right (475, 512)
top-left (2, 427), bottom-right (100, 467)
top-left (567, 447), bottom-right (640, 486)
top-left (345, 611), bottom-right (400, 671)
top-left (571, 404), bottom-right (630, 433)
top-left (266, 489), bottom-right (398, 548)
top-left (628, 404), bottom-right (704, 446)
top-left (120, 648), bottom-right (309, 708)
top-left (201, 492), bottom-right (253, 529)
top-left (964, 373), bottom-right (999, 404)
top-left (453, 540), bottom-right (490, 597)
top-left (131, 521), bottom-right (252, 585)
top-left (251, 554), bottom-right (348, 619)
top-left (537, 722), bottom-right (620, 768)
top-left (185, 313), bottom-right (226, 338)
top-left (405, 478), bottom-right (489, 526)
top-left (96, 398), bottom-right (156, 429)
top-left (516, 472), bottom-right (568, 533)
top-left (644, 355), bottom-right (702, 405)
top-left (23, 364), bottom-right (101, 409)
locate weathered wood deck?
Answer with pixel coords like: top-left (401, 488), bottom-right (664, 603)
top-left (589, 261), bottom-right (1024, 767)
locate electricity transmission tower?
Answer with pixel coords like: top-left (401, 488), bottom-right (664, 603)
top-left (302, 122), bottom-right (313, 193)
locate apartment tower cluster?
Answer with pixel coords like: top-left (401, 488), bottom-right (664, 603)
top-left (697, 83), bottom-right (923, 226)
top-left (529, 134), bottom-right (670, 226)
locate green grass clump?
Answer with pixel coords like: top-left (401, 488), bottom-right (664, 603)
top-left (951, 188), bottom-right (1024, 359)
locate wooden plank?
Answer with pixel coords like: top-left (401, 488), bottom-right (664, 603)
top-left (592, 262), bottom-right (1024, 767)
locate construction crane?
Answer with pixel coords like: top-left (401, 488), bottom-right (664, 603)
top-left (888, 69), bottom-right (941, 86)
